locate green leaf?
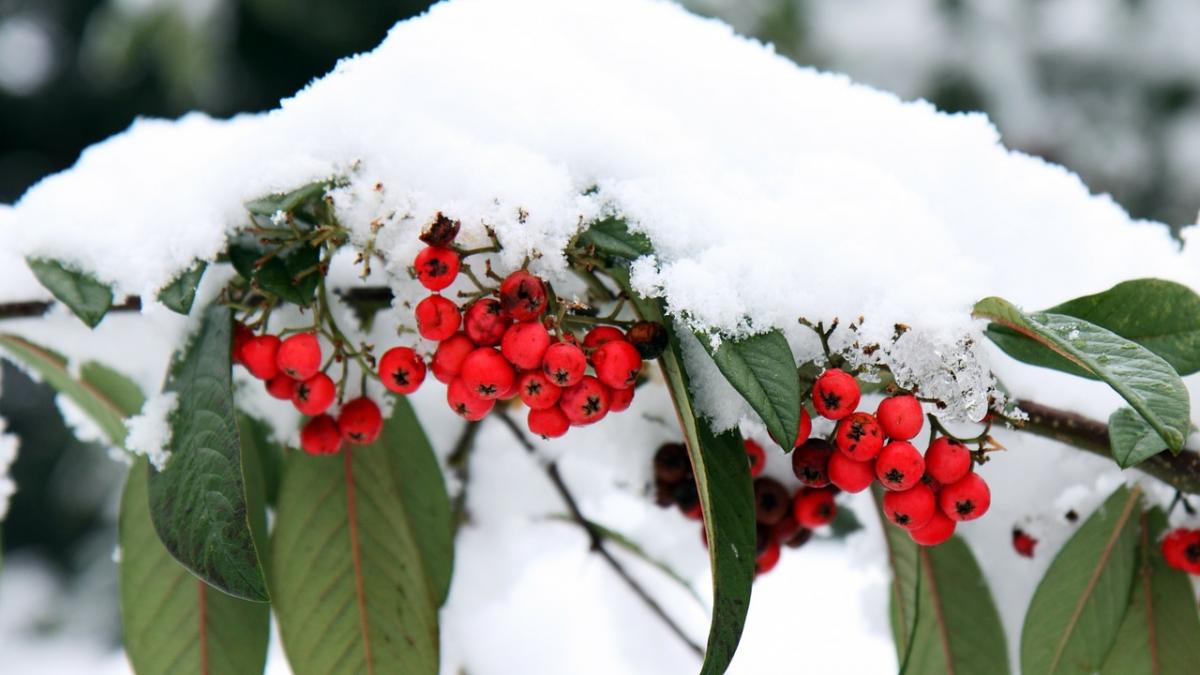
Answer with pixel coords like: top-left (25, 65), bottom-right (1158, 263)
top-left (975, 297), bottom-right (1189, 451)
top-left (1108, 408), bottom-right (1171, 469)
top-left (25, 257), bottom-right (114, 327)
top-left (1101, 507), bottom-right (1200, 674)
top-left (228, 234), bottom-right (320, 306)
top-left (157, 262), bottom-right (207, 315)
top-left (271, 446), bottom-right (440, 675)
top-left (147, 303), bottom-right (269, 602)
top-left (1020, 485), bottom-right (1143, 675)
top-left (575, 217), bottom-right (654, 261)
top-left (120, 458), bottom-right (269, 675)
top-left (244, 180), bottom-right (331, 216)
top-left (828, 504), bottom-right (863, 538)
top-left (697, 329), bottom-right (800, 451)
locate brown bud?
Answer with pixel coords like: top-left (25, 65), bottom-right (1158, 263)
top-left (627, 320), bottom-right (668, 360)
top-left (419, 212), bottom-right (461, 247)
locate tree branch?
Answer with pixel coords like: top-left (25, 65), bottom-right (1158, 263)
top-left (0, 288), bottom-right (391, 320)
top-left (448, 420), bottom-right (483, 530)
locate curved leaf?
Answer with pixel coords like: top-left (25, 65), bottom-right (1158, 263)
top-left (244, 180), bottom-right (331, 216)
top-left (228, 234), bottom-right (320, 307)
top-left (697, 329), bottom-right (800, 451)
top-left (1021, 485), bottom-right (1142, 675)
top-left (25, 257), bottom-right (114, 327)
top-left (1109, 408), bottom-right (1170, 469)
top-left (158, 262), bottom-right (207, 315)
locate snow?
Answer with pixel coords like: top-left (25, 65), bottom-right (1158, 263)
top-left (123, 392), bottom-right (178, 470)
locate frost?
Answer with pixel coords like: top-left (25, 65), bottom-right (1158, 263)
top-left (0, 418), bottom-right (18, 520)
top-left (124, 391), bottom-right (179, 470)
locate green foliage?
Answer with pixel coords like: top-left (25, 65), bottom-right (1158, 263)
top-left (228, 233), bottom-right (321, 306)
top-left (696, 328), bottom-right (800, 452)
top-left (1108, 408), bottom-right (1171, 469)
top-left (157, 261), bottom-right (207, 315)
top-left (25, 257), bottom-right (114, 327)
top-left (243, 180), bottom-right (331, 216)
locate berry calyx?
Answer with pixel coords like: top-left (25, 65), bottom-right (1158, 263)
top-left (876, 394), bottom-right (923, 440)
top-left (875, 441), bottom-right (925, 491)
top-left (463, 298), bottom-right (512, 346)
top-left (517, 371), bottom-right (561, 410)
top-left (460, 348), bottom-right (515, 400)
top-left (827, 451), bottom-right (875, 493)
top-left (241, 335), bottom-right (281, 380)
top-left (415, 295), bottom-right (462, 341)
top-left (559, 375), bottom-right (610, 426)
top-left (292, 372), bottom-right (336, 416)
top-left (812, 369), bottom-right (860, 420)
top-left (792, 439), bottom-right (835, 488)
top-left (793, 488), bottom-right (837, 528)
top-left (447, 377), bottom-right (495, 421)
top-left (378, 347), bottom-right (426, 395)
top-left (626, 321), bottom-right (668, 360)
top-left (338, 397), bottom-right (383, 444)
top-left (528, 406), bottom-right (569, 438)
top-left (754, 477), bottom-right (790, 525)
top-left (232, 324), bottom-right (253, 364)
top-left (591, 339), bottom-right (642, 390)
top-left (608, 385), bottom-right (635, 413)
top-left (925, 437), bottom-right (972, 484)
top-left (883, 483), bottom-right (936, 530)
top-left (431, 333), bottom-right (475, 383)
top-left (543, 342), bottom-right (587, 387)
top-left (300, 414), bottom-right (342, 455)
top-left (498, 270), bottom-right (548, 321)
top-left (939, 472), bottom-right (991, 521)
top-left (414, 245), bottom-right (460, 291)
top-left (744, 439), bottom-right (766, 477)
top-left (276, 333), bottom-right (322, 381)
top-left (500, 321), bottom-right (552, 370)
top-left (908, 510), bottom-right (956, 547)
top-left (265, 375), bottom-right (297, 400)
top-left (583, 325), bottom-right (625, 351)
top-left (834, 412), bottom-right (884, 460)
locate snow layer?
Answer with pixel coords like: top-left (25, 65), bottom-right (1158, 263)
top-left (123, 391), bottom-right (178, 470)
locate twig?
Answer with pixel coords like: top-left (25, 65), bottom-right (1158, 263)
top-left (448, 420), bottom-right (483, 530)
top-left (0, 288), bottom-right (390, 320)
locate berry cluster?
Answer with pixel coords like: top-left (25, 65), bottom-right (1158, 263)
top-left (1161, 527), bottom-right (1200, 574)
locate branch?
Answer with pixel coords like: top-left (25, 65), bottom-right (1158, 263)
top-left (448, 420), bottom-right (483, 530)
top-left (493, 409), bottom-right (704, 658)
top-left (0, 288), bottom-right (391, 320)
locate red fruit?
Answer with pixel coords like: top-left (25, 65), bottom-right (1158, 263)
top-left (939, 472), bottom-right (991, 521)
top-left (543, 342), bottom-right (587, 387)
top-left (925, 437), bottom-right (972, 484)
top-left (232, 324), bottom-right (253, 364)
top-left (793, 488), bottom-right (837, 528)
top-left (1161, 528), bottom-right (1200, 574)
top-left (882, 483), bottom-right (936, 530)
top-left (241, 335), bottom-right (281, 380)
top-left (792, 439), bottom-right (834, 488)
top-left (626, 321), bottom-right (668, 360)
top-left (792, 408), bottom-right (813, 448)
top-left (498, 376), bottom-right (521, 401)
top-left (835, 412), bottom-right (884, 460)
top-left (501, 321), bottom-right (551, 370)
top-left (415, 295), bottom-right (461, 341)
top-left (909, 510), bottom-right (956, 547)
top-left (498, 270), bottom-right (548, 321)
top-left (276, 333), bottom-right (322, 381)
top-left (338, 397), bottom-right (383, 444)
top-left (654, 443), bottom-right (690, 483)
top-left (414, 245), bottom-right (460, 291)
top-left (875, 441), bottom-right (925, 491)
top-left (448, 377), bottom-right (495, 421)
top-left (744, 439), bottom-right (766, 477)
top-left (769, 508), bottom-right (804, 545)
top-left (827, 452), bottom-right (875, 493)
top-left (583, 325), bottom-right (625, 351)
top-left (431, 333), bottom-right (475, 383)
top-left (876, 395), bottom-right (923, 440)
top-left (592, 339), bottom-right (642, 390)
top-left (517, 371), bottom-right (561, 410)
top-left (265, 375), bottom-right (297, 400)
top-left (292, 372), bottom-right (336, 416)
top-left (300, 415), bottom-right (342, 455)
top-left (463, 298), bottom-right (512, 346)
top-left (559, 376), bottom-right (611, 426)
top-left (756, 538), bottom-right (781, 576)
top-left (682, 501), bottom-right (703, 520)
top-left (460, 348), bottom-right (515, 400)
top-left (1013, 528), bottom-right (1038, 558)
top-left (812, 369), bottom-right (860, 420)
top-left (528, 405), bottom-right (569, 438)
top-left (608, 385), bottom-right (635, 413)
top-left (754, 477), bottom-right (790, 525)
top-left (378, 347), bottom-right (426, 395)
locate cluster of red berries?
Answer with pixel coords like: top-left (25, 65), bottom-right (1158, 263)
top-left (792, 368), bottom-right (992, 547)
top-left (232, 326), bottom-right (388, 455)
top-left (1161, 527), bottom-right (1200, 574)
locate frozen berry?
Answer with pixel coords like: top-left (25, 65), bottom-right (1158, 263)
top-left (501, 321), bottom-right (552, 370)
top-left (528, 406), bottom-right (569, 438)
top-left (431, 333), bottom-right (475, 383)
top-left (463, 298), bottom-right (512, 346)
top-left (232, 324), bottom-right (253, 364)
top-left (812, 369), bottom-right (860, 420)
top-left (1013, 528), bottom-right (1037, 558)
top-left (378, 346), bottom-right (426, 395)
top-left (559, 376), bottom-right (610, 426)
top-left (876, 395), bottom-right (923, 440)
top-left (498, 270), bottom-right (548, 321)
top-left (419, 212), bottom-right (460, 247)
top-left (338, 397), bottom-right (383, 444)
top-left (909, 510), bottom-right (956, 547)
top-left (792, 439), bottom-right (834, 488)
top-left (415, 295), bottom-right (461, 341)
top-left (447, 377), bottom-right (495, 421)
top-left (300, 414), bottom-right (342, 455)
top-left (583, 325), bottom-right (625, 351)
top-left (626, 321), bottom-right (668, 360)
top-left (460, 348), bottom-right (515, 400)
top-left (292, 372), bottom-right (336, 416)
top-left (241, 335), bottom-right (281, 380)
top-left (654, 442), bottom-right (691, 483)
top-left (756, 538), bottom-right (781, 576)
top-left (925, 437), bottom-right (972, 484)
top-left (414, 245), bottom-right (460, 291)
top-left (543, 342), bottom-right (587, 387)
top-left (276, 333), bottom-right (321, 381)
top-left (1161, 528), bottom-right (1200, 574)
top-left (793, 488), bottom-right (837, 528)
top-left (744, 439), bottom-right (766, 477)
top-left (265, 375), bottom-right (297, 400)
top-left (591, 339), bottom-right (642, 390)
top-left (754, 477), bottom-right (790, 525)
top-left (939, 472), bottom-right (991, 521)
top-left (835, 412), bottom-right (884, 460)
top-left (883, 483), bottom-right (936, 530)
top-left (608, 385), bottom-right (635, 413)
top-left (827, 451), bottom-right (875, 493)
top-left (875, 441), bottom-right (925, 491)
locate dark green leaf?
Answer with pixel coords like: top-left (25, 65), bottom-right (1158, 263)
top-left (26, 257), bottom-right (113, 327)
top-left (697, 329), bottom-right (800, 451)
top-left (244, 180), bottom-right (330, 216)
top-left (228, 233), bottom-right (320, 306)
top-left (1021, 485), bottom-right (1142, 675)
top-left (575, 217), bottom-right (654, 262)
top-left (975, 297), bottom-right (1189, 451)
top-left (157, 261), bottom-right (207, 315)
top-left (828, 504), bottom-right (863, 538)
top-left (148, 303), bottom-right (269, 602)
top-left (1108, 408), bottom-right (1170, 469)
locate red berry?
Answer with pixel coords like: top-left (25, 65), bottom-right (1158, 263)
top-left (232, 324), bottom-right (253, 364)
top-left (498, 270), bottom-right (547, 321)
top-left (827, 452), bottom-right (875, 493)
top-left (501, 321), bottom-right (552, 370)
top-left (939, 472), bottom-right (991, 521)
top-left (909, 510), bottom-right (956, 547)
top-left (378, 347), bottom-right (426, 395)
top-left (292, 372), bottom-right (336, 416)
top-left (498, 376), bottom-right (521, 400)
top-left (528, 405), bottom-right (569, 438)
top-left (835, 412), bottom-right (884, 460)
top-left (276, 333), bottom-right (322, 381)
top-left (300, 414), bottom-right (342, 455)
top-left (517, 371), bottom-right (561, 410)
top-left (415, 295), bottom-right (461, 341)
top-left (431, 333), bottom-right (475, 383)
top-left (241, 335), bottom-right (281, 380)
top-left (1161, 528), bottom-right (1200, 574)
top-left (883, 483), bottom-right (936, 530)
top-left (875, 441), bottom-right (925, 491)
top-left (414, 245), bottom-right (460, 291)
top-left (265, 375), bottom-right (296, 400)
top-left (754, 477), bottom-right (790, 525)
top-left (463, 298), bottom-right (511, 346)
top-left (460, 348), bottom-right (515, 400)
top-left (682, 501), bottom-right (703, 520)
top-left (769, 509), bottom-right (805, 545)
top-left (559, 376), bottom-right (610, 426)
top-left (1013, 528), bottom-right (1038, 558)
top-left (794, 408), bottom-right (813, 448)
top-left (756, 538), bottom-right (781, 576)
top-left (447, 377), bottom-right (495, 421)
top-left (925, 437), bottom-right (972, 484)
top-left (876, 395), bottom-right (923, 440)
top-left (654, 443), bottom-right (690, 483)
top-left (744, 439), bottom-right (766, 477)
top-left (792, 439), bottom-right (834, 488)
top-left (812, 369), bottom-right (860, 420)
top-left (338, 397), bottom-right (383, 445)
top-left (583, 325), bottom-right (625, 351)
top-left (793, 488), bottom-right (837, 528)
top-left (608, 384), bottom-right (635, 413)
top-left (543, 342), bottom-right (587, 387)
top-left (626, 321), bottom-right (668, 360)
top-left (591, 339), bottom-right (642, 390)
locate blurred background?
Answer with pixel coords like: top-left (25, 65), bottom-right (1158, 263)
top-left (1, 0), bottom-right (1198, 670)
